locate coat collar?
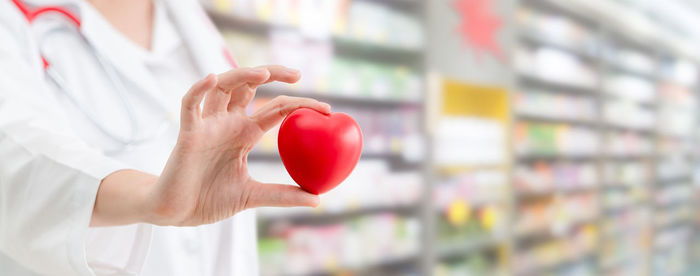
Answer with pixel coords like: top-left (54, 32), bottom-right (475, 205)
top-left (20, 0), bottom-right (236, 108)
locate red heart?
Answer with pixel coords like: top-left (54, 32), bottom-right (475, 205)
top-left (278, 108), bottom-right (363, 195)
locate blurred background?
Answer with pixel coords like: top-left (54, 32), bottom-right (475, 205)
top-left (201, 0), bottom-right (700, 275)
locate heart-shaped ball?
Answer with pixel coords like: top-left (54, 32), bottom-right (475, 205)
top-left (278, 108), bottom-right (363, 194)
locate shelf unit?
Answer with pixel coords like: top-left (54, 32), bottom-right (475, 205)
top-left (512, 0), bottom-right (699, 275)
top-left (650, 51), bottom-right (697, 276)
top-left (512, 2), bottom-right (603, 274)
top-left (202, 0), bottom-right (699, 275)
top-left (202, 0), bottom-right (429, 275)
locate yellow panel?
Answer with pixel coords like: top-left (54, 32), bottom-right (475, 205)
top-left (442, 79), bottom-right (509, 120)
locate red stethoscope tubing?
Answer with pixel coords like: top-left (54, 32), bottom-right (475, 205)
top-left (11, 0), bottom-right (237, 69)
top-left (11, 0), bottom-right (81, 26)
top-left (11, 0), bottom-right (81, 69)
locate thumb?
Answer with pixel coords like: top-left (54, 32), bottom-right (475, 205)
top-left (245, 180), bottom-right (320, 209)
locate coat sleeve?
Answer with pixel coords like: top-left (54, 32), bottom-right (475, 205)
top-left (0, 3), bottom-right (152, 276)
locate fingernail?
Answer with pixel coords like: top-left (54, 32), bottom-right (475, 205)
top-left (286, 69), bottom-right (301, 78)
top-left (251, 68), bottom-right (268, 74)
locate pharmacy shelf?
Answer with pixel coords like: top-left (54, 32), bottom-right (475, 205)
top-left (206, 1), bottom-right (430, 275)
top-left (657, 175), bottom-right (693, 184)
top-left (333, 37), bottom-right (424, 67)
top-left (518, 30), bottom-right (599, 61)
top-left (604, 199), bottom-right (649, 213)
top-left (303, 253), bottom-right (420, 276)
top-left (516, 114), bottom-right (597, 127)
top-left (259, 204), bottom-right (418, 225)
top-left (600, 253), bottom-right (645, 272)
top-left (361, 0), bottom-right (421, 9)
top-left (516, 154), bottom-right (598, 162)
top-left (516, 74), bottom-right (599, 95)
top-left (206, 9), bottom-right (423, 66)
top-left (255, 87), bottom-right (423, 108)
top-left (604, 154), bottom-right (656, 161)
top-left (436, 236), bottom-right (504, 260)
top-left (511, 0), bottom-right (700, 274)
top-left (606, 62), bottom-right (660, 81)
top-left (516, 186), bottom-right (597, 199)
top-left (208, 0), bottom-right (700, 274)
top-left (514, 216), bottom-right (598, 241)
top-left (516, 250), bottom-right (596, 276)
top-left (603, 124), bottom-right (656, 135)
top-left (603, 183), bottom-right (650, 190)
top-left (602, 223), bottom-right (651, 239)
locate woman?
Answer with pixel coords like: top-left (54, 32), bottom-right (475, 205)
top-left (0, 0), bottom-right (326, 275)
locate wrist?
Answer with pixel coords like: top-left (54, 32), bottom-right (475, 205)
top-left (143, 174), bottom-right (196, 226)
top-left (134, 173), bottom-right (161, 225)
top-left (92, 170), bottom-right (159, 227)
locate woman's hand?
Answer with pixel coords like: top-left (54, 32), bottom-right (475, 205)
top-left (91, 66), bottom-right (330, 227)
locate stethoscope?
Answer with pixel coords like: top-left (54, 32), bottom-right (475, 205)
top-left (11, 0), bottom-right (170, 153)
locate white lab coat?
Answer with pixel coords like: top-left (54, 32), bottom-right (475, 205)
top-left (0, 0), bottom-right (258, 275)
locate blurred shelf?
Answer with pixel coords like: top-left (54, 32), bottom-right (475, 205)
top-left (516, 154), bottom-right (598, 162)
top-left (602, 223), bottom-right (650, 239)
top-left (604, 200), bottom-right (649, 214)
top-left (518, 31), bottom-right (599, 61)
top-left (604, 124), bottom-right (655, 135)
top-left (516, 185), bottom-right (597, 199)
top-left (207, 9), bottom-right (287, 34)
top-left (605, 26), bottom-right (660, 55)
top-left (516, 250), bottom-right (595, 276)
top-left (658, 78), bottom-right (699, 91)
top-left (652, 227), bottom-right (693, 249)
top-left (657, 132), bottom-right (695, 141)
top-left (333, 37), bottom-right (424, 66)
top-left (602, 94), bottom-right (657, 109)
top-left (207, 9), bottom-right (423, 65)
top-left (655, 199), bottom-right (693, 210)
top-left (603, 182), bottom-right (649, 189)
top-left (654, 217), bottom-right (693, 233)
top-left (255, 86), bottom-right (423, 108)
top-left (524, 0), bottom-right (600, 28)
top-left (359, 0), bottom-right (422, 10)
top-left (514, 1), bottom-right (700, 276)
top-left (517, 74), bottom-right (599, 95)
top-left (210, 2), bottom-right (430, 275)
top-left (516, 113), bottom-right (597, 127)
top-left (436, 164), bottom-right (507, 174)
top-left (604, 154), bottom-right (656, 161)
top-left (259, 204), bottom-right (418, 225)
top-left (606, 62), bottom-right (659, 81)
top-left (303, 253), bottom-right (419, 276)
top-left (657, 175), bottom-right (692, 184)
top-left (600, 253), bottom-right (645, 272)
top-left (515, 216), bottom-right (598, 241)
top-left (436, 236), bottom-right (503, 260)
top-left (434, 197), bottom-right (507, 210)
top-left (359, 254), bottom-right (420, 272)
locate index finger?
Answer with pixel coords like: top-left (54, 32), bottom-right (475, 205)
top-left (250, 95), bottom-right (331, 131)
top-left (216, 67), bottom-right (271, 91)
